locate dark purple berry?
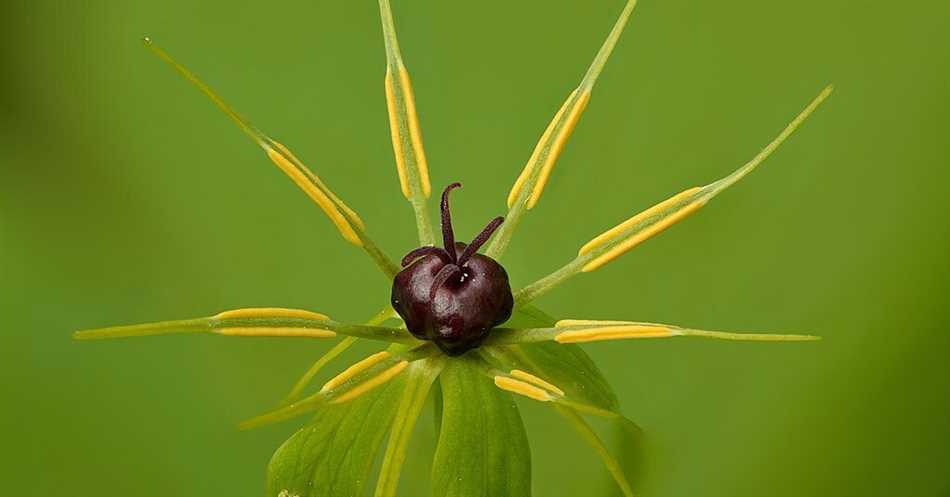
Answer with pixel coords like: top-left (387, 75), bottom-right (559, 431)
top-left (391, 183), bottom-right (514, 355)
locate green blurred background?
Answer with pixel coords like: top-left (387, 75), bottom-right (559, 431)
top-left (2, 0), bottom-right (948, 495)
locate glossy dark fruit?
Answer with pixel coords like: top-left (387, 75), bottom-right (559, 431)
top-left (391, 183), bottom-right (513, 355)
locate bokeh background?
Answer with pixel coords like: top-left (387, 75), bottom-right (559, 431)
top-left (2, 0), bottom-right (948, 495)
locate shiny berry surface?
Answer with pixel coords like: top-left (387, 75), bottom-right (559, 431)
top-left (391, 183), bottom-right (513, 355)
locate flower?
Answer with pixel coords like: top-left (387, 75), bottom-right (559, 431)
top-left (74, 1), bottom-right (830, 496)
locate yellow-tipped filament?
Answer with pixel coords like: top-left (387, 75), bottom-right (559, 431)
top-left (580, 190), bottom-right (706, 272)
top-left (214, 328), bottom-right (336, 338)
top-left (579, 187), bottom-right (701, 256)
top-left (510, 369), bottom-right (565, 397)
top-left (321, 351), bottom-right (392, 392)
top-left (528, 90), bottom-right (591, 209)
top-left (214, 308), bottom-right (329, 321)
top-left (330, 361), bottom-right (409, 404)
top-left (265, 144), bottom-right (364, 246)
top-left (384, 65), bottom-right (431, 200)
top-left (506, 89), bottom-right (591, 209)
top-left (554, 319), bottom-right (820, 343)
top-left (494, 376), bottom-right (553, 402)
top-left (556, 324), bottom-right (674, 343)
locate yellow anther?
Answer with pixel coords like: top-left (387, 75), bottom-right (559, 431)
top-left (527, 90), bottom-right (590, 209)
top-left (384, 70), bottom-right (410, 198)
top-left (330, 361), bottom-right (409, 404)
top-left (494, 376), bottom-right (552, 402)
top-left (214, 307), bottom-right (329, 321)
top-left (507, 92), bottom-right (572, 207)
top-left (510, 369), bottom-right (565, 397)
top-left (507, 89), bottom-right (591, 209)
top-left (385, 66), bottom-right (431, 200)
top-left (579, 187), bottom-right (702, 256)
top-left (265, 144), bottom-right (363, 246)
top-left (321, 351), bottom-right (392, 393)
top-left (555, 325), bottom-right (674, 344)
top-left (214, 327), bottom-right (336, 338)
top-left (582, 198), bottom-right (705, 272)
top-left (399, 67), bottom-right (431, 198)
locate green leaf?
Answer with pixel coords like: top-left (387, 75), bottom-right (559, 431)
top-left (266, 373), bottom-right (406, 497)
top-left (433, 360), bottom-right (532, 497)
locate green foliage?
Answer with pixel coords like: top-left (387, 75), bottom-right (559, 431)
top-left (432, 361), bottom-right (532, 497)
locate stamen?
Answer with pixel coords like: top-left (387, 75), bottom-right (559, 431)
top-left (527, 90), bottom-right (591, 209)
top-left (493, 376), bottom-right (553, 402)
top-left (384, 65), bottom-right (431, 200)
top-left (429, 263), bottom-right (462, 300)
top-left (266, 143), bottom-right (364, 246)
top-left (506, 90), bottom-right (576, 208)
top-left (378, 0), bottom-right (436, 245)
top-left (214, 308), bottom-right (329, 321)
top-left (555, 325), bottom-right (675, 343)
top-left (440, 182), bottom-right (462, 261)
top-left (330, 361), bottom-right (409, 404)
top-left (401, 246), bottom-right (446, 267)
top-left (457, 216), bottom-right (505, 265)
top-left (399, 67), bottom-right (432, 198)
top-left (385, 69), bottom-right (411, 198)
top-left (143, 39), bottom-right (368, 249)
top-left (553, 320), bottom-right (819, 343)
top-left (510, 369), bottom-right (565, 396)
top-left (213, 327), bottom-right (336, 338)
top-left (321, 351), bottom-right (392, 392)
top-left (578, 187), bottom-right (702, 256)
top-left (582, 199), bottom-right (705, 272)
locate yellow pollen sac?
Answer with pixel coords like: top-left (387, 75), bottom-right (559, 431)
top-left (582, 198), bottom-right (705, 272)
top-left (265, 145), bottom-right (363, 246)
top-left (555, 325), bottom-right (675, 344)
top-left (506, 89), bottom-right (591, 209)
top-left (213, 327), bottom-right (336, 338)
top-left (269, 143), bottom-right (366, 230)
top-left (384, 69), bottom-right (410, 199)
top-left (510, 369), bottom-right (565, 397)
top-left (494, 376), bottom-right (552, 402)
top-left (385, 66), bottom-right (431, 200)
top-left (214, 307), bottom-right (329, 321)
top-left (330, 361), bottom-right (409, 404)
top-left (321, 351), bottom-right (392, 393)
top-left (399, 67), bottom-right (431, 198)
top-left (507, 92), bottom-right (573, 208)
top-left (527, 89), bottom-right (591, 209)
top-left (579, 186), bottom-right (702, 256)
